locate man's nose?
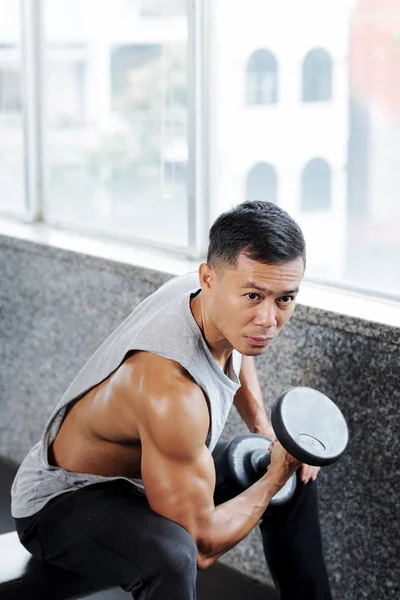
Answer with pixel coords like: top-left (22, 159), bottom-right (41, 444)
top-left (253, 304), bottom-right (277, 328)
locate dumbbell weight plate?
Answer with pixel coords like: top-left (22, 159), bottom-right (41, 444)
top-left (226, 434), bottom-right (297, 506)
top-left (271, 387), bottom-right (349, 466)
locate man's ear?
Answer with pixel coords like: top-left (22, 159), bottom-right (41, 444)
top-left (198, 263), bottom-right (217, 295)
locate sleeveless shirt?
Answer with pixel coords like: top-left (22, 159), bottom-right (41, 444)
top-left (11, 272), bottom-right (242, 518)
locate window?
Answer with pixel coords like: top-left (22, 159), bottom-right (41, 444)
top-left (3, 1), bottom-right (400, 299)
top-left (302, 48), bottom-right (332, 102)
top-left (0, 1), bottom-right (24, 216)
top-left (47, 46), bottom-right (87, 127)
top-left (246, 49), bottom-right (278, 105)
top-left (246, 163), bottom-right (277, 204)
top-left (0, 69), bottom-right (22, 112)
top-left (43, 2), bottom-right (189, 248)
top-left (301, 159), bottom-right (332, 212)
top-left (140, 0), bottom-right (186, 17)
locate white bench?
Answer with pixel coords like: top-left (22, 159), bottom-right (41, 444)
top-left (0, 531), bottom-right (112, 599)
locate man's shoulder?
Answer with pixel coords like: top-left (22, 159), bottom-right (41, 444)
top-left (121, 351), bottom-right (202, 398)
top-left (158, 271), bottom-right (199, 291)
top-left (132, 271), bottom-right (199, 322)
top-left (121, 352), bottom-right (209, 439)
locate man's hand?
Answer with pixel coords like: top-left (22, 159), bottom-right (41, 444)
top-left (262, 427), bottom-right (321, 484)
top-left (267, 439), bottom-right (301, 488)
top-left (299, 464), bottom-right (320, 483)
top-left (267, 434), bottom-right (321, 484)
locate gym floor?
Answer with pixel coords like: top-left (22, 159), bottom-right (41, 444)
top-left (0, 457), bottom-right (278, 600)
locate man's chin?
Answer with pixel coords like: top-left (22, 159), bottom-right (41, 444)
top-left (243, 346), bottom-right (269, 356)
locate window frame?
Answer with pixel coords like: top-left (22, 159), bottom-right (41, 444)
top-left (1, 0), bottom-right (399, 305)
top-left (20, 0), bottom-right (45, 221)
top-left (14, 0), bottom-right (209, 258)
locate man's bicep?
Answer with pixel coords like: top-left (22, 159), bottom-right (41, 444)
top-left (141, 436), bottom-right (216, 539)
top-left (139, 385), bottom-right (215, 545)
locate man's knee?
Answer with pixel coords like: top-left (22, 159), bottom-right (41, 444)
top-left (153, 522), bottom-right (198, 577)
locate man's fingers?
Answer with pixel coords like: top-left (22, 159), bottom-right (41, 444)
top-left (268, 438), bottom-right (277, 453)
top-left (312, 466), bottom-right (321, 481)
top-left (300, 464), bottom-right (321, 483)
top-left (269, 453), bottom-right (322, 482)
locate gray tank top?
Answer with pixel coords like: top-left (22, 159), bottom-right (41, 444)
top-left (11, 272), bottom-right (242, 518)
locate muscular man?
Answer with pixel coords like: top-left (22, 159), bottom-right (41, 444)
top-left (12, 201), bottom-right (332, 599)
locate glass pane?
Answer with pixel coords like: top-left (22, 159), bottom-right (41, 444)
top-left (44, 0), bottom-right (188, 248)
top-left (0, 0), bottom-right (25, 216)
top-left (209, 0), bottom-right (400, 299)
top-left (140, 0), bottom-right (186, 17)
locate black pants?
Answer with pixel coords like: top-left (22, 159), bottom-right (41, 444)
top-left (15, 466), bottom-right (332, 599)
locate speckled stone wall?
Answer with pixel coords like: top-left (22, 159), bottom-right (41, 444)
top-left (1, 234), bottom-right (399, 599)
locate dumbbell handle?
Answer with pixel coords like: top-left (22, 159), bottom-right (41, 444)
top-left (249, 448), bottom-right (271, 475)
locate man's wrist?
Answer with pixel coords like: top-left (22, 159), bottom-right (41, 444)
top-left (250, 421), bottom-right (275, 440)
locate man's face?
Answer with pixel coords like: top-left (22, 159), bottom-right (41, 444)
top-left (205, 253), bottom-right (304, 356)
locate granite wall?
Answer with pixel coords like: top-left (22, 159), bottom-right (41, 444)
top-left (1, 234), bottom-right (399, 599)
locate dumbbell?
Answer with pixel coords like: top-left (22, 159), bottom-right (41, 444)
top-left (213, 387), bottom-right (349, 506)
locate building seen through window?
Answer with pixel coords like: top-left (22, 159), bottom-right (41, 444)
top-left (302, 48), bottom-right (333, 102)
top-left (140, 0), bottom-right (186, 17)
top-left (301, 158), bottom-right (332, 212)
top-left (41, 2), bottom-right (189, 247)
top-left (47, 45), bottom-right (87, 127)
top-left (1, 0), bottom-right (400, 297)
top-left (0, 69), bottom-right (21, 112)
top-left (246, 163), bottom-right (277, 204)
top-left (246, 49), bottom-right (278, 105)
top-left (0, 3), bottom-right (24, 217)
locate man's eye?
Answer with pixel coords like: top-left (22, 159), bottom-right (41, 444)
top-left (246, 293), bottom-right (260, 301)
top-left (280, 295), bottom-right (295, 304)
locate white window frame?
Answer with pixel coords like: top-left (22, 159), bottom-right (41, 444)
top-left (1, 0), bottom-right (398, 309)
top-left (16, 0), bottom-right (210, 259)
top-left (21, 0), bottom-right (44, 221)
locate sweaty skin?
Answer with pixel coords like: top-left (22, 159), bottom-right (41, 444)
top-left (49, 254), bottom-right (304, 569)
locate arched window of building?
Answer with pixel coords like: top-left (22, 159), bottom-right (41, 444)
top-left (246, 49), bottom-right (278, 105)
top-left (302, 48), bottom-right (332, 102)
top-left (301, 158), bottom-right (331, 211)
top-left (246, 162), bottom-right (277, 204)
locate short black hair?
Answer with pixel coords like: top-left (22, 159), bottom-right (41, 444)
top-left (207, 201), bottom-right (306, 271)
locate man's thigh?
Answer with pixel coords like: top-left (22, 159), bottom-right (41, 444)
top-left (16, 479), bottom-right (196, 594)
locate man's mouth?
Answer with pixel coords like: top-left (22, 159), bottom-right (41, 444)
top-left (246, 336), bottom-right (274, 346)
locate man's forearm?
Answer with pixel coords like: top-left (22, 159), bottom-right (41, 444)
top-left (234, 356), bottom-right (274, 438)
top-left (198, 472), bottom-right (282, 569)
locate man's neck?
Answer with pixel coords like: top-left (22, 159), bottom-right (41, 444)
top-left (190, 293), bottom-right (233, 373)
